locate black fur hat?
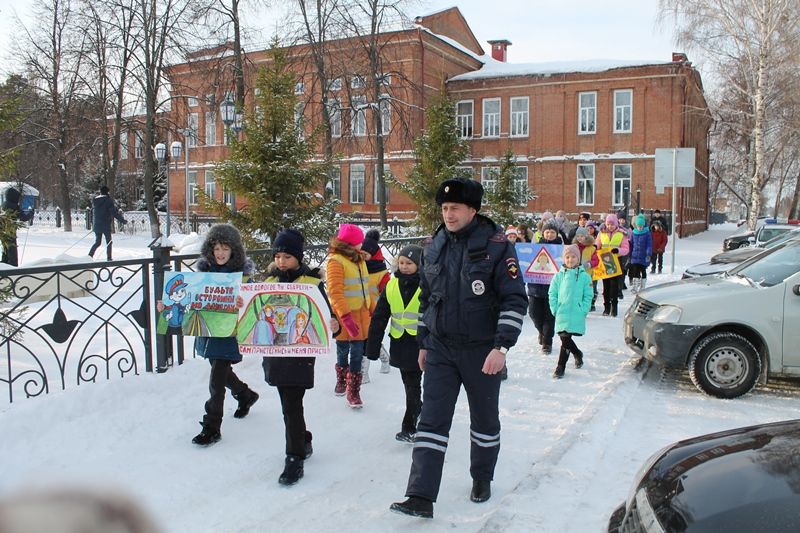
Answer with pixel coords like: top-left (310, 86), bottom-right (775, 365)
top-left (201, 223), bottom-right (246, 271)
top-left (435, 178), bottom-right (483, 211)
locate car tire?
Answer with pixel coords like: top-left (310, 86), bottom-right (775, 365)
top-left (688, 332), bottom-right (761, 399)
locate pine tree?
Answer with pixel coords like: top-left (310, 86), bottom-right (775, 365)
top-left (392, 87), bottom-right (468, 235)
top-left (206, 41), bottom-right (338, 250)
top-left (484, 148), bottom-right (532, 227)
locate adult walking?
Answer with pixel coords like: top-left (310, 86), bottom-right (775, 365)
top-left (390, 177), bottom-right (528, 519)
top-left (1, 186), bottom-right (34, 266)
top-left (88, 186), bottom-right (126, 261)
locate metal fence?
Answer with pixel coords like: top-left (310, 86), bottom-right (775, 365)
top-left (0, 236), bottom-right (425, 404)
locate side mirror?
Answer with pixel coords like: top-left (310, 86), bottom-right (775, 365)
top-left (793, 284), bottom-right (800, 296)
top-left (747, 236), bottom-right (756, 244)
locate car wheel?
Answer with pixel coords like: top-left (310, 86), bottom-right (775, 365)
top-left (688, 332), bottom-right (761, 399)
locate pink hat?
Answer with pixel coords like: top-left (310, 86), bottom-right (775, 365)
top-left (605, 214), bottom-right (619, 227)
top-left (337, 223), bottom-right (364, 246)
top-left (562, 244), bottom-right (581, 260)
top-left (505, 225), bottom-right (517, 236)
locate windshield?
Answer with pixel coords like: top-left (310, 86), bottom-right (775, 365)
top-left (758, 227), bottom-right (792, 243)
top-left (730, 241), bottom-right (800, 287)
top-left (763, 228), bottom-right (800, 248)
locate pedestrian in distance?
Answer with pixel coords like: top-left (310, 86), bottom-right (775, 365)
top-left (650, 221), bottom-right (668, 274)
top-left (615, 211), bottom-right (631, 297)
top-left (1, 186), bottom-right (34, 266)
top-left (361, 229), bottom-right (391, 383)
top-left (549, 245), bottom-right (593, 378)
top-left (390, 177), bottom-right (528, 519)
top-left (365, 244), bottom-right (424, 443)
top-left (261, 228), bottom-right (339, 485)
top-left (573, 227), bottom-right (599, 311)
top-left (186, 224), bottom-right (259, 446)
top-left (88, 185), bottom-right (127, 261)
top-left (628, 214), bottom-right (653, 293)
top-left (595, 214), bottom-right (629, 317)
top-left (530, 219), bottom-right (563, 354)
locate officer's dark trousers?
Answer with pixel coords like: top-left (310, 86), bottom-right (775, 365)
top-left (406, 336), bottom-right (501, 502)
top-left (88, 230), bottom-right (113, 260)
top-left (204, 359), bottom-right (246, 429)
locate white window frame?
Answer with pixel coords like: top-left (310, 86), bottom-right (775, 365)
top-left (351, 75), bottom-right (365, 89)
top-left (349, 164), bottom-right (365, 204)
top-left (328, 99), bottom-right (341, 138)
top-left (119, 131), bottom-right (128, 160)
top-left (187, 113), bottom-right (199, 148)
top-left (513, 166), bottom-right (529, 206)
top-left (205, 111), bottom-right (216, 146)
top-left (295, 101), bottom-right (305, 139)
top-left (351, 95), bottom-right (367, 137)
top-left (328, 78), bottom-right (342, 92)
top-left (134, 131), bottom-right (143, 159)
top-left (187, 96), bottom-right (198, 107)
top-left (576, 164), bottom-right (595, 206)
top-left (378, 95), bottom-right (391, 135)
top-left (204, 170), bottom-right (216, 199)
top-left (456, 100), bottom-right (474, 139)
top-left (205, 93), bottom-right (215, 107)
top-left (480, 166), bottom-right (499, 199)
top-left (294, 81), bottom-right (305, 95)
top-left (614, 89), bottom-right (632, 133)
top-left (328, 167), bottom-right (341, 199)
top-left (373, 163), bottom-right (390, 204)
top-left (510, 96), bottom-right (529, 138)
top-left (187, 171), bottom-right (198, 205)
top-left (378, 73), bottom-right (391, 86)
top-left (482, 98), bottom-right (500, 138)
top-left (455, 166), bottom-right (473, 180)
top-left (612, 164), bottom-right (632, 207)
top-left (222, 187), bottom-right (234, 207)
top-left (578, 92), bottom-right (597, 135)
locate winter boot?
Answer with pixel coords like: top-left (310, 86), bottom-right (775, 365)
top-left (232, 387), bottom-right (259, 419)
top-left (361, 358), bottom-right (371, 384)
top-left (602, 304), bottom-right (610, 316)
top-left (390, 496), bottom-right (433, 519)
top-left (346, 371), bottom-right (363, 408)
top-left (574, 350), bottom-right (584, 369)
top-left (304, 431), bottom-right (313, 459)
top-left (278, 455), bottom-right (304, 485)
top-left (395, 430), bottom-right (415, 443)
top-left (542, 344), bottom-right (552, 355)
top-left (470, 480), bottom-right (491, 503)
top-left (640, 279), bottom-right (647, 291)
top-left (630, 278), bottom-right (640, 294)
top-left (334, 364), bottom-right (348, 396)
top-left (553, 365), bottom-right (565, 379)
top-left (192, 417), bottom-right (221, 446)
top-left (538, 333), bottom-right (544, 346)
top-left (611, 301), bottom-right (618, 317)
top-left (658, 267), bottom-right (662, 274)
top-left (650, 266), bottom-right (656, 274)
top-left (379, 345), bottom-right (391, 373)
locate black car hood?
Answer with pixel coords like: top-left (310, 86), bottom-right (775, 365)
top-left (640, 420), bottom-right (800, 532)
top-left (709, 247), bottom-right (762, 264)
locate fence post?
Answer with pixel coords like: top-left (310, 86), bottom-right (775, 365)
top-left (191, 213), bottom-right (198, 233)
top-left (150, 241), bottom-right (174, 373)
top-left (55, 207), bottom-right (61, 228)
top-left (86, 207), bottom-right (92, 230)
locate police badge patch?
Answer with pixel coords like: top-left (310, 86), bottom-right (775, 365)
top-left (472, 280), bottom-right (485, 295)
top-left (506, 257), bottom-right (520, 279)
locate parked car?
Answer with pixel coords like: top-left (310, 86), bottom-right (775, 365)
top-left (683, 229), bottom-right (800, 279)
top-left (724, 221), bottom-right (797, 251)
top-left (624, 238), bottom-right (800, 398)
top-left (722, 229), bottom-right (755, 251)
top-left (608, 419), bottom-right (800, 533)
top-left (751, 223), bottom-right (798, 247)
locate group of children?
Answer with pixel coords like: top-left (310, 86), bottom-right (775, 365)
top-left (180, 222), bottom-right (425, 487)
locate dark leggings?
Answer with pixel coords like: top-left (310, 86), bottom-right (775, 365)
top-left (88, 230), bottom-right (113, 260)
top-left (531, 296), bottom-right (555, 346)
top-left (204, 359), bottom-right (246, 428)
top-left (277, 386), bottom-right (311, 458)
top-left (556, 332), bottom-right (582, 368)
top-left (602, 276), bottom-right (620, 306)
top-left (400, 368), bottom-right (423, 433)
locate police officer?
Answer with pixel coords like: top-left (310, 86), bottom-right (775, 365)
top-left (390, 177), bottom-right (528, 519)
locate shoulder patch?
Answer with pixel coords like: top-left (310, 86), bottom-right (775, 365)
top-left (506, 257), bottom-right (520, 279)
top-left (490, 232), bottom-right (507, 243)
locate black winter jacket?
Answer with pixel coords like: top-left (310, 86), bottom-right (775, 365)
top-left (365, 271), bottom-right (422, 371)
top-left (92, 194), bottom-right (126, 233)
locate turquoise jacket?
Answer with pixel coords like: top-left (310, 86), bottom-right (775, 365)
top-left (548, 266), bottom-right (593, 335)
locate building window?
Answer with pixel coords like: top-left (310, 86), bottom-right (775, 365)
top-left (328, 167), bottom-right (341, 199)
top-left (187, 96), bottom-right (198, 107)
top-left (612, 164), bottom-right (632, 207)
top-left (295, 101), bottom-right (305, 139)
top-left (119, 131), bottom-right (128, 160)
top-left (378, 95), bottom-right (391, 135)
top-left (134, 131), bottom-right (143, 159)
top-left (510, 97), bottom-right (529, 137)
top-left (513, 166), bottom-right (529, 206)
top-left (351, 95), bottom-right (367, 137)
top-left (187, 113), bottom-right (198, 148)
top-left (188, 171), bottom-right (198, 205)
top-left (577, 164), bottom-right (595, 205)
top-left (455, 166), bottom-right (473, 179)
top-left (294, 81), bottom-right (305, 95)
top-left (349, 164), bottom-right (365, 204)
top-left (204, 171), bottom-right (216, 199)
top-left (223, 187), bottom-right (234, 207)
top-left (482, 98), bottom-right (500, 138)
top-left (578, 92), bottom-right (596, 134)
top-left (351, 75), bottom-right (365, 89)
top-left (456, 101), bottom-right (474, 139)
top-left (614, 89), bottom-right (632, 133)
top-left (480, 167), bottom-right (499, 197)
top-left (205, 111), bottom-right (216, 146)
top-left (373, 164), bottom-right (391, 204)
top-left (328, 78), bottom-right (342, 92)
top-left (205, 93), bottom-right (215, 107)
top-left (328, 99), bottom-right (341, 138)
top-left (378, 73), bottom-right (391, 86)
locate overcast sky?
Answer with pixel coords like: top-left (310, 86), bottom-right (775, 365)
top-left (0, 0), bottom-right (684, 75)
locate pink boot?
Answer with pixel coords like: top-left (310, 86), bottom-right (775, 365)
top-left (334, 364), bottom-right (347, 396)
top-left (346, 371), bottom-right (363, 408)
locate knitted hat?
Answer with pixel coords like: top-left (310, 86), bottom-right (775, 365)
top-left (635, 214), bottom-right (647, 228)
top-left (541, 211), bottom-right (554, 221)
top-left (605, 214), bottom-right (619, 227)
top-left (575, 227), bottom-right (589, 237)
top-left (399, 244), bottom-right (423, 267)
top-left (337, 223), bottom-right (364, 246)
top-left (563, 244), bottom-right (581, 260)
top-left (586, 220), bottom-right (598, 231)
top-left (365, 228), bottom-right (381, 242)
top-left (273, 228), bottom-right (304, 262)
top-left (361, 237), bottom-right (380, 256)
top-left (542, 219), bottom-right (559, 232)
top-left (579, 211), bottom-right (591, 220)
top-left (505, 225), bottom-right (517, 236)
top-left (616, 211), bottom-right (627, 221)
top-left (435, 178), bottom-right (483, 211)
top-left (100, 185), bottom-right (110, 195)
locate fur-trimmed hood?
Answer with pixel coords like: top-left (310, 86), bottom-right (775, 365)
top-left (200, 224), bottom-right (247, 272)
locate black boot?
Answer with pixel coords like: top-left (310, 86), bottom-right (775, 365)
top-left (538, 333), bottom-right (544, 346)
top-left (574, 351), bottom-right (584, 369)
top-left (390, 496), bottom-right (433, 518)
top-left (304, 431), bottom-right (313, 459)
top-left (553, 365), bottom-right (565, 379)
top-left (602, 304), bottom-right (610, 316)
top-left (278, 455), bottom-right (304, 485)
top-left (192, 417), bottom-right (221, 446)
top-left (233, 387), bottom-right (259, 419)
top-left (395, 430), bottom-right (415, 442)
top-left (470, 480), bottom-right (491, 503)
top-left (611, 302), bottom-right (618, 317)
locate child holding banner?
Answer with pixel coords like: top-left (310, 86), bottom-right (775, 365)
top-left (262, 228), bottom-right (338, 486)
top-left (595, 214), bottom-right (629, 317)
top-left (191, 224), bottom-right (259, 446)
top-left (529, 220), bottom-right (563, 354)
top-left (549, 245), bottom-right (593, 379)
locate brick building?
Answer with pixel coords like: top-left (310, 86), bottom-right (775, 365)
top-left (116, 7), bottom-right (711, 236)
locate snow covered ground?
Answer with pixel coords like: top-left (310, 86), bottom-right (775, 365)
top-left (3, 223), bottom-right (800, 532)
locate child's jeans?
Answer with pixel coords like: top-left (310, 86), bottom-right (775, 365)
top-left (336, 340), bottom-right (364, 373)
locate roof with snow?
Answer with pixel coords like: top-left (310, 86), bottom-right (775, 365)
top-left (449, 58), bottom-right (673, 82)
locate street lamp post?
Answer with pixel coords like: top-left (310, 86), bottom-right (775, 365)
top-left (170, 141), bottom-right (183, 230)
top-left (154, 142), bottom-right (168, 236)
top-left (219, 98), bottom-right (243, 212)
top-left (636, 186), bottom-right (641, 214)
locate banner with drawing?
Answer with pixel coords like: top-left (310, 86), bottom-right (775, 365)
top-left (237, 283), bottom-right (332, 357)
top-left (593, 248), bottom-right (623, 280)
top-left (156, 272), bottom-right (242, 336)
top-left (516, 243), bottom-right (564, 284)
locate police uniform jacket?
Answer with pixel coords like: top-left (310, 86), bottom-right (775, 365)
top-left (365, 270), bottom-right (422, 371)
top-left (417, 214), bottom-right (527, 350)
top-left (92, 194), bottom-right (126, 233)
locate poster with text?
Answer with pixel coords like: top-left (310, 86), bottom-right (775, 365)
top-left (237, 282), bottom-right (332, 357)
top-left (593, 248), bottom-right (623, 280)
top-left (517, 243), bottom-right (564, 284)
top-left (157, 272), bottom-right (242, 336)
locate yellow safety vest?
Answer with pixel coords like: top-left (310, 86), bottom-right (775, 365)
top-left (386, 277), bottom-right (421, 338)
top-left (367, 269), bottom-right (387, 303)
top-left (329, 254), bottom-right (371, 310)
top-left (599, 231), bottom-right (624, 248)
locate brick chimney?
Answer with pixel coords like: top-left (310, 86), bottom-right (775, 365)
top-left (672, 52), bottom-right (689, 63)
top-left (487, 39), bottom-right (512, 62)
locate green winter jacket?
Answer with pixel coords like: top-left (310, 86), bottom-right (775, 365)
top-left (548, 266), bottom-right (593, 335)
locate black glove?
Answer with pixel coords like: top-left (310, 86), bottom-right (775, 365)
top-left (611, 248), bottom-right (619, 254)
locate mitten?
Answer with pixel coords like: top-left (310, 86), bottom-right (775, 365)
top-left (340, 313), bottom-right (360, 337)
top-left (611, 248), bottom-right (619, 254)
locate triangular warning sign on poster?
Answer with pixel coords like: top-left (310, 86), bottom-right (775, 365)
top-left (526, 247), bottom-right (558, 275)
